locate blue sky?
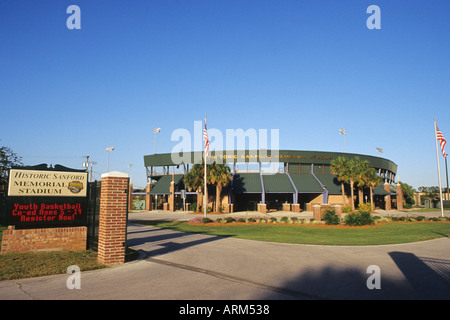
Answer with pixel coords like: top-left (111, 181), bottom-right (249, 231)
top-left (1, 0), bottom-right (449, 189)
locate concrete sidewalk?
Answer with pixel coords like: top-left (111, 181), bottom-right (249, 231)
top-left (1, 214), bottom-right (449, 300)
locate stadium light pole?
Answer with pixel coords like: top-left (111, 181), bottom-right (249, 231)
top-left (339, 128), bottom-right (346, 152)
top-left (153, 127), bottom-right (161, 154)
top-left (128, 163), bottom-right (134, 182)
top-left (106, 146), bottom-right (115, 172)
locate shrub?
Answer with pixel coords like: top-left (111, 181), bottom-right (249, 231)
top-left (247, 217), bottom-right (256, 223)
top-left (417, 216), bottom-right (426, 221)
top-left (342, 205), bottom-right (353, 213)
top-left (202, 217), bottom-right (213, 224)
top-left (189, 217), bottom-right (203, 224)
top-left (291, 217), bottom-right (298, 223)
top-left (357, 203), bottom-right (372, 214)
top-left (344, 212), bottom-right (374, 226)
top-left (377, 216), bottom-right (391, 223)
top-left (237, 218), bottom-right (246, 223)
top-left (225, 217), bottom-right (235, 223)
top-left (280, 216), bottom-right (289, 223)
top-left (323, 208), bottom-right (340, 225)
top-left (216, 218), bottom-right (223, 223)
top-left (270, 217), bottom-right (277, 223)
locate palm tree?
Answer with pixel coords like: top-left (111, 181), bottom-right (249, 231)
top-left (183, 163), bottom-right (205, 212)
top-left (366, 167), bottom-right (383, 212)
top-left (346, 158), bottom-right (362, 211)
top-left (354, 158), bottom-right (371, 206)
top-left (330, 156), bottom-right (350, 206)
top-left (208, 162), bottom-right (232, 212)
top-left (331, 156), bottom-right (383, 212)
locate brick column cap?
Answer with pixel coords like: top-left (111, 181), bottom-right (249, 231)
top-left (101, 171), bottom-right (129, 178)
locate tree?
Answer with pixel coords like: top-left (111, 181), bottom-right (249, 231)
top-left (330, 156), bottom-right (362, 211)
top-left (332, 156), bottom-right (384, 212)
top-left (354, 158), bottom-right (371, 205)
top-left (183, 163), bottom-right (205, 212)
top-left (0, 145), bottom-right (23, 184)
top-left (399, 181), bottom-right (416, 207)
top-left (208, 162), bottom-right (232, 212)
top-left (418, 186), bottom-right (440, 207)
top-left (365, 167), bottom-right (383, 211)
top-left (346, 157), bottom-right (362, 211)
top-left (330, 156), bottom-right (350, 206)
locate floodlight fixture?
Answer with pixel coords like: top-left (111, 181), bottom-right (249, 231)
top-left (106, 146), bottom-right (115, 172)
top-left (153, 127), bottom-right (161, 154)
top-left (338, 129), bottom-right (347, 152)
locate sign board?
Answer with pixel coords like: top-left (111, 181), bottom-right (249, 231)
top-left (8, 199), bottom-right (85, 225)
top-left (6, 167), bottom-right (88, 228)
top-left (8, 169), bottom-right (88, 197)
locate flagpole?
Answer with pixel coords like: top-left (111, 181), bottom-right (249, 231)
top-left (445, 157), bottom-right (449, 201)
top-left (204, 115), bottom-right (207, 218)
top-left (434, 118), bottom-right (445, 217)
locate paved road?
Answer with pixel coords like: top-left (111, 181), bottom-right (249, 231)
top-left (0, 210), bottom-right (449, 300)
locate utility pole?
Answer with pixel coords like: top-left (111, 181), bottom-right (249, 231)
top-left (83, 156), bottom-right (90, 176)
top-left (83, 156), bottom-right (97, 182)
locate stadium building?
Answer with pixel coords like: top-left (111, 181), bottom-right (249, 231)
top-left (142, 150), bottom-right (399, 213)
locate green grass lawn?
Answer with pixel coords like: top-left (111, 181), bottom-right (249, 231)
top-left (134, 220), bottom-right (450, 246)
top-left (0, 225), bottom-right (140, 281)
top-left (0, 225), bottom-right (104, 280)
top-left (0, 250), bottom-right (105, 281)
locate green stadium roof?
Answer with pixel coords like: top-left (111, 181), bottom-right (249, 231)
top-left (289, 173), bottom-right (324, 193)
top-left (263, 173), bottom-right (295, 193)
top-left (149, 174), bottom-right (184, 195)
top-left (232, 173), bottom-right (262, 193)
top-left (144, 150), bottom-right (397, 175)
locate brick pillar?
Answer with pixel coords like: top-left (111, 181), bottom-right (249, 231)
top-left (313, 205), bottom-right (321, 220)
top-left (98, 171), bottom-right (129, 265)
top-left (291, 204), bottom-right (300, 212)
top-left (384, 183), bottom-right (391, 210)
top-left (396, 183), bottom-right (404, 210)
top-left (169, 181), bottom-right (175, 212)
top-left (257, 203), bottom-right (267, 214)
top-left (145, 182), bottom-right (153, 211)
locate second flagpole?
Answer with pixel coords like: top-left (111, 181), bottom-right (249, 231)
top-left (446, 157), bottom-right (449, 201)
top-left (434, 118), bottom-right (445, 217)
top-left (204, 115), bottom-right (207, 218)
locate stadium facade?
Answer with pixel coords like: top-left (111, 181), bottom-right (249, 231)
top-left (142, 150), bottom-right (399, 212)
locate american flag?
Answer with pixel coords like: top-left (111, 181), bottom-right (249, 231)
top-left (203, 117), bottom-right (209, 158)
top-left (436, 124), bottom-right (447, 158)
